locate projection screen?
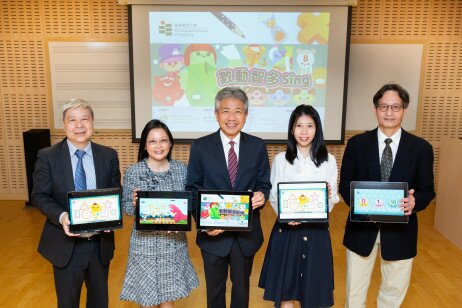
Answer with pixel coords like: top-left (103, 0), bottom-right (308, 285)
top-left (130, 5), bottom-right (350, 143)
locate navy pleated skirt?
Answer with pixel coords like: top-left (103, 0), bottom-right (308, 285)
top-left (258, 221), bottom-right (334, 308)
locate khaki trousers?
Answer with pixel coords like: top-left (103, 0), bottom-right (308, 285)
top-left (345, 232), bottom-right (413, 308)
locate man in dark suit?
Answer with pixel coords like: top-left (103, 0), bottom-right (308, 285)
top-left (32, 99), bottom-right (121, 308)
top-left (186, 87), bottom-right (271, 308)
top-left (339, 83), bottom-right (435, 307)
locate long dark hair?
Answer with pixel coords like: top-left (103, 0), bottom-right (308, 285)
top-left (138, 119), bottom-right (174, 162)
top-left (285, 104), bottom-right (328, 167)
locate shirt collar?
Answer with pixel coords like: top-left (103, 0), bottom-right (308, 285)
top-left (377, 127), bottom-right (402, 146)
top-left (219, 130), bottom-right (241, 147)
top-left (67, 139), bottom-right (93, 157)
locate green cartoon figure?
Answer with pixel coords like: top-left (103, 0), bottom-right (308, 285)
top-left (184, 44), bottom-right (218, 106)
top-left (209, 202), bottom-right (221, 220)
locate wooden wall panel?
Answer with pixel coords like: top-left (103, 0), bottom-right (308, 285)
top-left (350, 0), bottom-right (382, 39)
top-left (429, 0), bottom-right (462, 37)
top-left (43, 0), bottom-right (92, 36)
top-left (92, 0), bottom-right (128, 35)
top-left (0, 0), bottom-right (43, 35)
top-left (381, 0), bottom-right (431, 39)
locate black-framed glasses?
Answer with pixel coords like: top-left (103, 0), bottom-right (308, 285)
top-left (377, 104), bottom-right (403, 112)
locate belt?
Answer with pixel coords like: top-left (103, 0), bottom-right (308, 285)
top-left (76, 234), bottom-right (101, 241)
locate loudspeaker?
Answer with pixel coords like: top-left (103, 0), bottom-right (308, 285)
top-left (23, 129), bottom-right (51, 206)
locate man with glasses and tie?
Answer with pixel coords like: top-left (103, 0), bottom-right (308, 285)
top-left (32, 99), bottom-right (121, 308)
top-left (186, 87), bottom-right (271, 308)
top-left (339, 83), bottom-right (435, 308)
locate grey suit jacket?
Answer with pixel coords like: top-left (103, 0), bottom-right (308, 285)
top-left (32, 138), bottom-right (121, 268)
top-left (186, 130), bottom-right (271, 257)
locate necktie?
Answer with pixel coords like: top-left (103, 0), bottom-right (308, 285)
top-left (380, 138), bottom-right (393, 182)
top-left (228, 141), bottom-right (238, 188)
top-left (74, 150), bottom-right (87, 191)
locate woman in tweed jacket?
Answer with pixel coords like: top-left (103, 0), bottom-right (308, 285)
top-left (120, 120), bottom-right (198, 308)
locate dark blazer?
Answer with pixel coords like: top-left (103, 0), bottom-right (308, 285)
top-left (339, 128), bottom-right (435, 261)
top-left (186, 130), bottom-right (271, 257)
top-left (32, 138), bottom-right (121, 268)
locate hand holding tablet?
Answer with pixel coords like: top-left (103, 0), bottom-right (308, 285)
top-left (135, 191), bottom-right (192, 231)
top-left (277, 182), bottom-right (329, 223)
top-left (349, 181), bottom-right (409, 223)
top-left (68, 188), bottom-right (123, 233)
top-left (196, 191), bottom-right (253, 231)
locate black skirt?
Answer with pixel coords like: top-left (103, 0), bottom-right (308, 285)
top-left (258, 221), bottom-right (334, 308)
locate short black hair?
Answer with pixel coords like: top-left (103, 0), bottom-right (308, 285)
top-left (373, 83), bottom-right (410, 109)
top-left (138, 119), bottom-right (174, 162)
top-left (285, 104), bottom-right (328, 167)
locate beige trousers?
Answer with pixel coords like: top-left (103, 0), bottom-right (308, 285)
top-left (345, 232), bottom-right (413, 308)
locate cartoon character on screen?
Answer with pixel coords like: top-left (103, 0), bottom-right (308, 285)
top-left (259, 13), bottom-right (287, 44)
top-left (90, 202), bottom-right (102, 218)
top-left (243, 44), bottom-right (266, 68)
top-left (152, 44), bottom-right (185, 106)
top-left (268, 88), bottom-right (291, 106)
top-left (158, 44), bottom-right (184, 75)
top-left (296, 49), bottom-right (316, 75)
top-left (268, 46), bottom-right (290, 72)
top-left (209, 202), bottom-right (221, 219)
top-left (184, 44), bottom-right (218, 106)
top-left (170, 204), bottom-right (187, 223)
top-left (359, 198), bottom-right (368, 207)
top-left (201, 203), bottom-right (210, 219)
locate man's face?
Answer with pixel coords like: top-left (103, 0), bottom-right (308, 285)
top-left (63, 107), bottom-right (94, 149)
top-left (214, 97), bottom-right (248, 140)
top-left (375, 90), bottom-right (406, 135)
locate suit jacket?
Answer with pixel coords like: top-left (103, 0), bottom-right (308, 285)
top-left (339, 128), bottom-right (435, 261)
top-left (186, 130), bottom-right (271, 257)
top-left (32, 138), bottom-right (121, 268)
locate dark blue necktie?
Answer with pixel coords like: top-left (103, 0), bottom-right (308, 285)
top-left (74, 150), bottom-right (87, 191)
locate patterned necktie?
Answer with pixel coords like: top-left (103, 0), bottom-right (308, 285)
top-left (228, 141), bottom-right (238, 188)
top-left (380, 138), bottom-right (393, 182)
top-left (74, 150), bottom-right (87, 191)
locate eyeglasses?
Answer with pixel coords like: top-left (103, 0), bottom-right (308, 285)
top-left (218, 109), bottom-right (246, 117)
top-left (377, 104), bottom-right (403, 112)
top-left (146, 139), bottom-right (170, 147)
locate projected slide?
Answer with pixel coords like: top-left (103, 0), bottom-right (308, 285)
top-left (148, 11), bottom-right (329, 133)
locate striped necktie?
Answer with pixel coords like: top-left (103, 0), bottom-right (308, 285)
top-left (228, 141), bottom-right (238, 189)
top-left (74, 150), bottom-right (87, 191)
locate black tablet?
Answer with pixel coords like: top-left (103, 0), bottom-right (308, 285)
top-left (68, 188), bottom-right (123, 233)
top-left (135, 191), bottom-right (192, 231)
top-left (196, 190), bottom-right (253, 231)
top-left (277, 181), bottom-right (329, 223)
top-left (350, 181), bottom-right (409, 223)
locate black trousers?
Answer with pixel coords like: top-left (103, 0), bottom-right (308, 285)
top-left (52, 236), bottom-right (109, 308)
top-left (201, 238), bottom-right (254, 308)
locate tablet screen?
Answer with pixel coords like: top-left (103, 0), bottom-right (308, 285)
top-left (197, 191), bottom-right (253, 231)
top-left (135, 191), bottom-right (192, 231)
top-left (350, 181), bottom-right (408, 223)
top-left (278, 182), bottom-right (328, 222)
top-left (68, 188), bottom-right (123, 232)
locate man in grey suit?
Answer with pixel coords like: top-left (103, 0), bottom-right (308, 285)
top-left (32, 99), bottom-right (121, 308)
top-left (186, 87), bottom-right (271, 308)
top-left (339, 83), bottom-right (435, 307)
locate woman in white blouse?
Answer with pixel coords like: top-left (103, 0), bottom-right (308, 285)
top-left (259, 104), bottom-right (339, 308)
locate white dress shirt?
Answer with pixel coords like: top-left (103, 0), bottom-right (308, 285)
top-left (219, 130), bottom-right (241, 165)
top-left (377, 128), bottom-right (402, 164)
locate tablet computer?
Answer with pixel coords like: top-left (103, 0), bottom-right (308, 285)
top-left (350, 181), bottom-right (409, 223)
top-left (277, 181), bottom-right (329, 223)
top-left (196, 190), bottom-right (253, 231)
top-left (135, 191), bottom-right (192, 231)
top-left (68, 188), bottom-right (123, 233)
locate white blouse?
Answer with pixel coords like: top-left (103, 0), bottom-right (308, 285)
top-left (269, 151), bottom-right (339, 214)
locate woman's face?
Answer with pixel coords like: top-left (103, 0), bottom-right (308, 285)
top-left (292, 115), bottom-right (316, 150)
top-left (145, 128), bottom-right (171, 162)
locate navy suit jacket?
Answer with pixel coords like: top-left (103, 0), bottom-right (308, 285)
top-left (339, 128), bottom-right (435, 260)
top-left (32, 138), bottom-right (121, 268)
top-left (186, 130), bottom-right (271, 257)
